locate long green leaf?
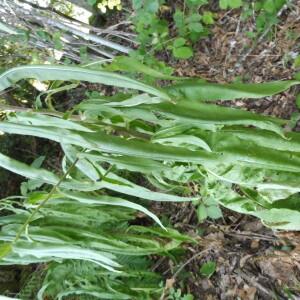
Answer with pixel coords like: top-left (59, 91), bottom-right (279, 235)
top-left (0, 122), bottom-right (222, 164)
top-left (59, 190), bottom-right (165, 229)
top-left (78, 152), bottom-right (168, 174)
top-left (8, 112), bottom-right (93, 132)
top-left (2, 242), bottom-right (120, 271)
top-left (165, 79), bottom-right (300, 101)
top-left (150, 101), bottom-right (285, 135)
top-left (0, 65), bottom-right (170, 99)
top-left (63, 144), bottom-right (197, 202)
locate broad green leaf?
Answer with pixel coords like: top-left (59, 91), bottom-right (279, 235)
top-left (199, 261), bottom-right (216, 278)
top-left (211, 140), bottom-right (300, 173)
top-left (196, 204), bottom-right (207, 222)
top-left (202, 11), bottom-right (215, 25)
top-left (207, 165), bottom-right (300, 195)
top-left (188, 22), bottom-right (203, 33)
top-left (206, 205), bottom-right (222, 219)
top-left (255, 208), bottom-right (300, 230)
top-left (222, 198), bottom-right (300, 230)
top-left (219, 0), bottom-right (242, 9)
top-left (173, 37), bottom-right (187, 48)
top-left (205, 128), bottom-right (300, 153)
top-left (173, 47), bottom-right (193, 59)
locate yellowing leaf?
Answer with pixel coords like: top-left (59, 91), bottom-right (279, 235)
top-left (0, 243), bottom-right (12, 259)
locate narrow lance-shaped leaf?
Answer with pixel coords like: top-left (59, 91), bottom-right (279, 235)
top-left (7, 112), bottom-right (93, 132)
top-left (63, 144), bottom-right (197, 202)
top-left (2, 120), bottom-right (300, 174)
top-left (198, 128), bottom-right (300, 153)
top-left (1, 242), bottom-right (121, 272)
top-left (78, 152), bottom-right (168, 174)
top-left (59, 190), bottom-right (165, 229)
top-left (149, 101), bottom-right (285, 136)
top-left (0, 146), bottom-right (195, 201)
top-left (0, 65), bottom-right (170, 100)
top-left (0, 122), bottom-right (222, 165)
top-left (165, 79), bottom-right (300, 101)
top-left (0, 152), bottom-right (104, 192)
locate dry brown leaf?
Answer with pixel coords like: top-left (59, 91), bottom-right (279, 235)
top-left (165, 278), bottom-right (175, 289)
top-left (237, 285), bottom-right (257, 300)
top-left (258, 255), bottom-right (298, 285)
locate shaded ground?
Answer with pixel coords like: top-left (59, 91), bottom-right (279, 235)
top-left (152, 202), bottom-right (300, 299)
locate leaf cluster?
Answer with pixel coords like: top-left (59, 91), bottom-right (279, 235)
top-left (0, 61), bottom-right (300, 298)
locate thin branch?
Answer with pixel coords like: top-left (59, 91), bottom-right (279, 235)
top-left (236, 1), bottom-right (291, 67)
top-left (160, 249), bottom-right (210, 300)
top-left (13, 156), bottom-right (80, 243)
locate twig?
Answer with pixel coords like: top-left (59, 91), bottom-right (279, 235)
top-left (236, 270), bottom-right (284, 299)
top-left (160, 249), bottom-right (210, 300)
top-left (224, 230), bottom-right (277, 242)
top-left (13, 157), bottom-right (79, 243)
top-left (236, 1), bottom-right (291, 67)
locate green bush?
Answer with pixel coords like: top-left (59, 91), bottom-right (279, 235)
top-left (0, 61), bottom-right (299, 298)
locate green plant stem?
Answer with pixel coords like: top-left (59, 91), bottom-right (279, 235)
top-left (13, 157), bottom-right (79, 243)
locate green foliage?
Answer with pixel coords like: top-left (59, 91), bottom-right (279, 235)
top-left (242, 0), bottom-right (287, 36)
top-left (294, 56), bottom-right (300, 68)
top-left (168, 288), bottom-right (194, 300)
top-left (131, 0), bottom-right (214, 62)
top-left (219, 0), bottom-right (242, 9)
top-left (0, 244), bottom-right (12, 259)
top-left (0, 62), bottom-right (300, 297)
top-left (40, 259), bottom-right (160, 299)
top-left (18, 268), bottom-right (45, 300)
top-left (130, 0), bottom-right (288, 67)
top-left (199, 261), bottom-right (216, 278)
top-left (172, 38), bottom-right (193, 59)
top-left (10, 199), bottom-right (175, 299)
top-left (196, 201), bottom-right (223, 223)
